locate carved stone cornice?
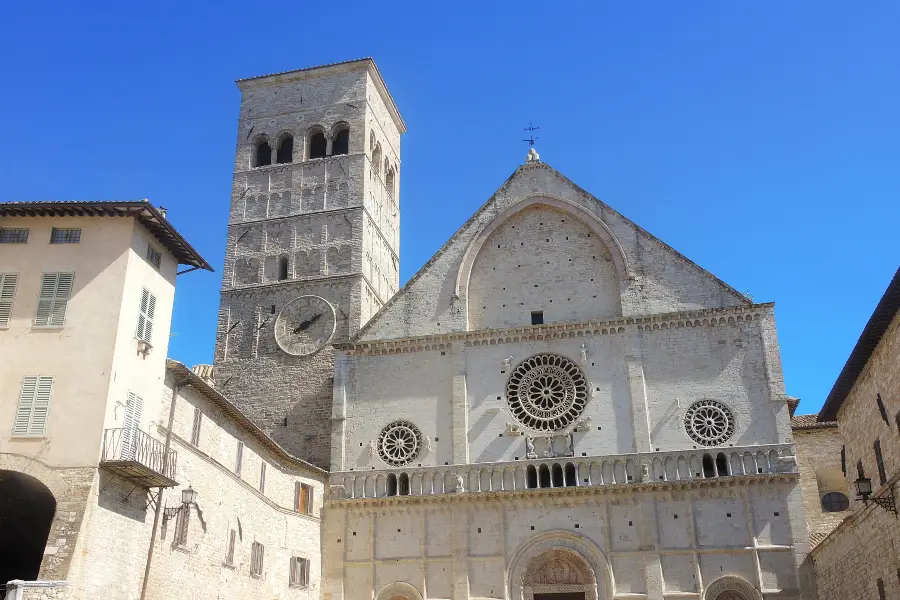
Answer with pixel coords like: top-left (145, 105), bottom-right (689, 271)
top-left (336, 303), bottom-right (773, 356)
top-left (324, 472), bottom-right (797, 509)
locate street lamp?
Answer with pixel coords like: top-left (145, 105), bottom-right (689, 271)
top-left (164, 486), bottom-right (198, 520)
top-left (854, 475), bottom-right (897, 515)
top-left (181, 486), bottom-right (198, 506)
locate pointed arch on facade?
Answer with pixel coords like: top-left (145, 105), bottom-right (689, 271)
top-left (454, 194), bottom-right (631, 312)
top-left (507, 530), bottom-right (612, 600)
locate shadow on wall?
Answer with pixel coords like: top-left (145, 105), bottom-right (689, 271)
top-left (97, 471), bottom-right (149, 523)
top-left (0, 470), bottom-right (57, 587)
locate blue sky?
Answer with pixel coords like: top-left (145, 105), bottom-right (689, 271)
top-left (1, 2), bottom-right (897, 415)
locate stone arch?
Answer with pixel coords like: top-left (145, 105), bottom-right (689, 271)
top-left (307, 125), bottom-right (327, 159)
top-left (701, 575), bottom-right (762, 600)
top-left (457, 194), bottom-right (629, 300)
top-left (331, 122), bottom-right (350, 155)
top-left (251, 134), bottom-right (272, 168)
top-left (456, 195), bottom-right (630, 330)
top-left (508, 531), bottom-right (611, 600)
top-left (275, 130), bottom-right (294, 164)
top-left (375, 582), bottom-right (424, 600)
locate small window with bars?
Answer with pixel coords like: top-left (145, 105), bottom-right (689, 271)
top-left (0, 228), bottom-right (29, 244)
top-left (295, 482), bottom-right (313, 514)
top-left (13, 376), bottom-right (53, 436)
top-left (235, 441), bottom-right (244, 475)
top-left (146, 245), bottom-right (162, 269)
top-left (34, 272), bottom-right (74, 327)
top-left (190, 407), bottom-right (202, 446)
top-left (50, 228), bottom-right (81, 244)
top-left (289, 556), bottom-right (310, 587)
top-left (225, 529), bottom-right (236, 566)
top-left (135, 288), bottom-right (156, 343)
top-left (0, 273), bottom-right (19, 328)
top-left (259, 462), bottom-right (266, 494)
top-left (173, 506), bottom-right (190, 547)
top-left (250, 541), bottom-right (264, 577)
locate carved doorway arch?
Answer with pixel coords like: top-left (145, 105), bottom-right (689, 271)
top-left (375, 582), bottom-right (424, 600)
top-left (701, 576), bottom-right (761, 600)
top-left (523, 548), bottom-right (598, 600)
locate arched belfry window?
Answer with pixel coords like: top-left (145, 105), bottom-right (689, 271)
top-left (276, 134), bottom-right (293, 164)
top-left (277, 256), bottom-right (289, 281)
top-left (253, 138), bottom-right (272, 167)
top-left (332, 126), bottom-right (349, 155)
top-left (385, 167), bottom-right (395, 197)
top-left (309, 131), bottom-right (327, 159)
top-left (372, 143), bottom-right (382, 176)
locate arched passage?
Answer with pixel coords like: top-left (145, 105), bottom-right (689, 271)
top-left (0, 470), bottom-right (57, 584)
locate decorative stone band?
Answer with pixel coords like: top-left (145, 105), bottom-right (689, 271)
top-left (337, 303), bottom-right (773, 357)
top-left (328, 443), bottom-right (797, 504)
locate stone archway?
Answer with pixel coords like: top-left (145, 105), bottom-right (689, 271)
top-left (508, 531), bottom-right (611, 600)
top-left (525, 548), bottom-right (597, 600)
top-left (375, 582), bottom-right (424, 600)
top-left (0, 470), bottom-right (57, 585)
top-left (701, 576), bottom-right (762, 600)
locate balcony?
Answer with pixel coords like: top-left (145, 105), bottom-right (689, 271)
top-left (330, 443), bottom-right (797, 500)
top-left (100, 428), bottom-right (178, 488)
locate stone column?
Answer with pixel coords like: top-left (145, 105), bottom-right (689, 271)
top-left (331, 350), bottom-right (350, 471)
top-left (451, 348), bottom-right (469, 464)
top-left (626, 331), bottom-right (652, 453)
top-left (326, 134), bottom-right (334, 157)
top-left (639, 496), bottom-right (665, 600)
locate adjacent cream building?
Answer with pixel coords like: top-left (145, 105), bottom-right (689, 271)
top-left (0, 202), bottom-right (324, 600)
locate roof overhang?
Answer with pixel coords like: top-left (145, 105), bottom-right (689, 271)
top-left (0, 200), bottom-right (212, 271)
top-left (819, 267), bottom-right (900, 421)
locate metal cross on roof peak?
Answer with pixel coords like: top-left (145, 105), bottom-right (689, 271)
top-left (523, 123), bottom-right (539, 147)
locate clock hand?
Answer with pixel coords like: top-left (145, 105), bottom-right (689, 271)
top-left (292, 313), bottom-right (323, 334)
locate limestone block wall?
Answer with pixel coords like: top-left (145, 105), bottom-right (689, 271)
top-left (357, 162), bottom-right (748, 342)
top-left (323, 479), bottom-right (812, 600)
top-left (336, 306), bottom-right (789, 471)
top-left (791, 424), bottom-right (850, 540)
top-left (215, 276), bottom-right (360, 466)
top-left (61, 373), bottom-right (325, 600)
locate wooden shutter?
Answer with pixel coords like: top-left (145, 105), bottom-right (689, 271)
top-left (35, 273), bottom-right (73, 327)
top-left (0, 273), bottom-right (18, 328)
top-left (174, 507), bottom-right (190, 546)
top-left (302, 557), bottom-right (310, 586)
top-left (306, 485), bottom-right (313, 514)
top-left (235, 441), bottom-right (244, 475)
top-left (121, 392), bottom-right (144, 459)
top-left (190, 408), bottom-right (202, 445)
top-left (875, 439), bottom-right (887, 485)
top-left (13, 376), bottom-right (53, 436)
top-left (136, 288), bottom-right (156, 342)
top-left (226, 529), bottom-right (236, 565)
top-left (294, 482), bottom-right (302, 512)
top-left (259, 462), bottom-right (266, 493)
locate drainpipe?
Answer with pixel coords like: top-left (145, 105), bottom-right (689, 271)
top-left (139, 381), bottom-right (182, 600)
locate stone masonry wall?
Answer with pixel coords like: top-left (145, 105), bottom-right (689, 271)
top-left (792, 424), bottom-right (850, 540)
top-left (324, 478), bottom-right (812, 600)
top-left (812, 310), bottom-right (900, 600)
top-left (215, 62), bottom-right (403, 470)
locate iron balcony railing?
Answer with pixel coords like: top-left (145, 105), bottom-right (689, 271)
top-left (101, 427), bottom-right (178, 486)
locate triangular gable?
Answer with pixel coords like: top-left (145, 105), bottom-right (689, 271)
top-left (355, 160), bottom-right (749, 342)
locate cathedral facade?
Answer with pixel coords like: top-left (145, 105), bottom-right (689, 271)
top-left (214, 59), bottom-right (816, 600)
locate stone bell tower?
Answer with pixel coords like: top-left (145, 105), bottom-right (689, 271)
top-left (213, 58), bottom-right (405, 469)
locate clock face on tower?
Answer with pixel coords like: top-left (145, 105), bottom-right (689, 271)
top-left (274, 295), bottom-right (337, 356)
